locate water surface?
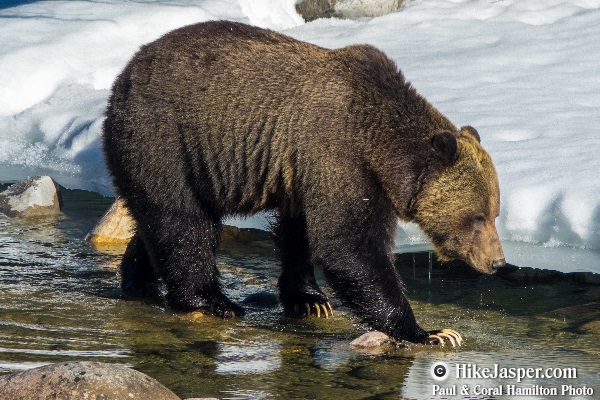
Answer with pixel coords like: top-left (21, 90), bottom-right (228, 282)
top-left (0, 187), bottom-right (598, 399)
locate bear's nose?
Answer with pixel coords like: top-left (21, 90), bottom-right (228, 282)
top-left (491, 258), bottom-right (506, 271)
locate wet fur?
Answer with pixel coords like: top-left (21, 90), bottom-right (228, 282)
top-left (103, 21), bottom-right (500, 343)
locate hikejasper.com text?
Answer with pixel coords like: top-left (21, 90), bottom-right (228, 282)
top-left (454, 364), bottom-right (577, 383)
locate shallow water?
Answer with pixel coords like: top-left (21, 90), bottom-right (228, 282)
top-left (0, 187), bottom-right (599, 399)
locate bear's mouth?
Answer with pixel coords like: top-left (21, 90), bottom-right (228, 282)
top-left (466, 253), bottom-right (497, 275)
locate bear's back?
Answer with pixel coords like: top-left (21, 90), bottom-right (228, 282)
top-left (104, 21), bottom-right (448, 214)
top-left (114, 20), bottom-right (404, 131)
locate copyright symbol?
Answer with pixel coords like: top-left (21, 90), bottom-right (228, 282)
top-left (430, 361), bottom-right (450, 381)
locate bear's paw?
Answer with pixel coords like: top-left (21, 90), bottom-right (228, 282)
top-left (197, 300), bottom-right (245, 319)
top-left (169, 294), bottom-right (246, 319)
top-left (281, 288), bottom-right (333, 318)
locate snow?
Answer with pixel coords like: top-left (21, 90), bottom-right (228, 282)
top-left (1, 0), bottom-right (599, 273)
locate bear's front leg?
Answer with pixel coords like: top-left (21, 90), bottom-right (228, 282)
top-left (304, 198), bottom-right (461, 347)
top-left (273, 214), bottom-right (333, 318)
top-left (319, 246), bottom-right (434, 344)
top-left (323, 248), bottom-right (461, 346)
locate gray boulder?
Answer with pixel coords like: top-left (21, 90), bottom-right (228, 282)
top-left (0, 361), bottom-right (180, 400)
top-left (296, 0), bottom-right (405, 21)
top-left (0, 176), bottom-right (62, 218)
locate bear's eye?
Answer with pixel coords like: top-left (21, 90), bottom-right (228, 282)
top-left (473, 214), bottom-right (486, 224)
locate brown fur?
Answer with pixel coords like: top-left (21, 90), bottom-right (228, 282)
top-left (103, 21), bottom-right (504, 343)
top-left (412, 127), bottom-right (504, 274)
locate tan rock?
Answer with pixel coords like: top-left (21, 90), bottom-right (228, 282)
top-left (0, 176), bottom-right (62, 218)
top-left (86, 197), bottom-right (136, 244)
top-left (581, 319), bottom-right (600, 333)
top-left (86, 199), bottom-right (270, 250)
top-left (0, 361), bottom-right (180, 400)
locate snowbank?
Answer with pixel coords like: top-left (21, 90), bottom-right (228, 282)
top-left (0, 0), bottom-right (301, 192)
top-left (1, 0), bottom-right (599, 272)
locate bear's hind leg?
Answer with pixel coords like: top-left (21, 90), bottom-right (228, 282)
top-left (120, 232), bottom-right (160, 299)
top-left (140, 209), bottom-right (244, 318)
top-left (273, 214), bottom-right (332, 318)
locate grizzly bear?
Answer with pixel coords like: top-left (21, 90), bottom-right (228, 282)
top-left (103, 20), bottom-right (505, 346)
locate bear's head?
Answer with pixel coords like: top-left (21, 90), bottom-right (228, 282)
top-left (411, 126), bottom-right (505, 274)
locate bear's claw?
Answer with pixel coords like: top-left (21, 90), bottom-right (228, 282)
top-left (426, 329), bottom-right (462, 347)
top-left (292, 301), bottom-right (333, 318)
top-left (310, 301), bottom-right (333, 318)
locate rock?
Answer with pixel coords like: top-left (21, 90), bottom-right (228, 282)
top-left (296, 0), bottom-right (405, 21)
top-left (580, 319), bottom-right (600, 333)
top-left (350, 331), bottom-right (395, 348)
top-left (220, 225), bottom-right (271, 243)
top-left (86, 197), bottom-right (136, 244)
top-left (0, 361), bottom-right (180, 400)
top-left (539, 302), bottom-right (600, 324)
top-left (242, 291), bottom-right (280, 307)
top-left (334, 0), bottom-right (405, 19)
top-left (295, 0), bottom-right (336, 21)
top-left (184, 398), bottom-right (219, 400)
top-left (87, 199), bottom-right (270, 248)
top-left (496, 265), bottom-right (564, 285)
top-left (568, 272), bottom-right (600, 285)
top-left (0, 176), bottom-right (62, 218)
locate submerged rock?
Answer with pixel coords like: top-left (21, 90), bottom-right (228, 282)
top-left (569, 272), bottom-right (600, 285)
top-left (242, 291), bottom-right (280, 307)
top-left (496, 264), bottom-right (564, 284)
top-left (540, 302), bottom-right (600, 325)
top-left (86, 196), bottom-right (136, 244)
top-left (350, 331), bottom-right (395, 348)
top-left (0, 361), bottom-right (180, 400)
top-left (184, 398), bottom-right (219, 400)
top-left (0, 176), bottom-right (62, 218)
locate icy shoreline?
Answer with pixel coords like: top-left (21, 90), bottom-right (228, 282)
top-left (2, 0), bottom-right (600, 273)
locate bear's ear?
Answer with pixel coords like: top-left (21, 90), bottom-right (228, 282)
top-left (460, 125), bottom-right (481, 143)
top-left (431, 131), bottom-right (458, 166)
